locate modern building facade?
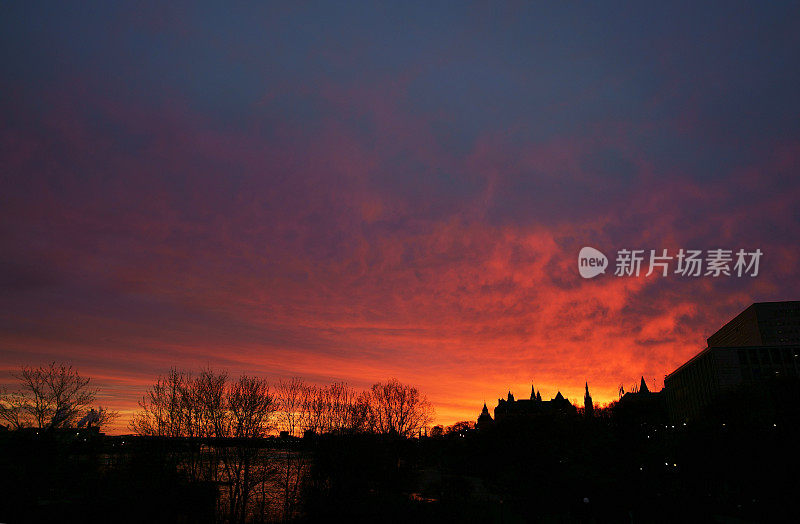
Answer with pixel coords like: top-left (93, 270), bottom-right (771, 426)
top-left (665, 301), bottom-right (800, 422)
top-left (706, 301), bottom-right (800, 347)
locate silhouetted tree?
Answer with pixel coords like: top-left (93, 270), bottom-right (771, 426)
top-left (0, 362), bottom-right (102, 429)
top-left (274, 379), bottom-right (366, 519)
top-left (276, 377), bottom-right (307, 438)
top-left (361, 379), bottom-right (433, 438)
top-left (222, 373), bottom-right (277, 523)
top-left (321, 381), bottom-right (365, 433)
top-left (129, 368), bottom-right (188, 437)
top-left (0, 388), bottom-right (28, 429)
top-left (445, 421), bottom-right (475, 436)
top-left (131, 368), bottom-right (278, 523)
top-left (275, 378), bottom-right (313, 520)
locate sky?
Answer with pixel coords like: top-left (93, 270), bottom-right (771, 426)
top-left (2, 2), bottom-right (800, 433)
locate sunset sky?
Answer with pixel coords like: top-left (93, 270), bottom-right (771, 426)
top-left (2, 2), bottom-right (800, 433)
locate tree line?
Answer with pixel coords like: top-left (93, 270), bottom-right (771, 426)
top-left (1, 362), bottom-right (434, 439)
top-left (129, 369), bottom-right (433, 440)
top-left (1, 363), bottom-right (434, 522)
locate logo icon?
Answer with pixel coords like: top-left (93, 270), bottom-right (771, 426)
top-left (578, 247), bottom-right (608, 279)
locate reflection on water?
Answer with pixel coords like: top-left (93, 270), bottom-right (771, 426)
top-left (102, 444), bottom-right (311, 523)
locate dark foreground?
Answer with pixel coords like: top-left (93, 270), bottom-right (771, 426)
top-left (2, 406), bottom-right (799, 523)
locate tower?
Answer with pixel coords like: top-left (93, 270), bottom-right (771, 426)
top-left (584, 382), bottom-right (594, 418)
top-left (477, 401), bottom-right (494, 430)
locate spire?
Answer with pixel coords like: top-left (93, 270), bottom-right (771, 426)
top-left (530, 384), bottom-right (536, 400)
top-left (507, 390), bottom-right (515, 402)
top-left (584, 382), bottom-right (594, 418)
top-left (639, 376), bottom-right (650, 394)
top-left (536, 390), bottom-right (542, 402)
top-left (477, 400), bottom-right (494, 429)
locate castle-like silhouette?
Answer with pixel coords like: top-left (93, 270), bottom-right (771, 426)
top-left (477, 384), bottom-right (589, 429)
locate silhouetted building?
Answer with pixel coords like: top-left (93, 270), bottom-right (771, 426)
top-left (477, 402), bottom-right (494, 430)
top-left (491, 386), bottom-right (577, 424)
top-left (614, 376), bottom-right (666, 425)
top-left (665, 301), bottom-right (800, 422)
top-left (665, 344), bottom-right (800, 422)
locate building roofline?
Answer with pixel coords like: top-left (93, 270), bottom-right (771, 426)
top-left (707, 301), bottom-right (800, 345)
top-left (666, 346), bottom-right (712, 380)
top-left (665, 344), bottom-right (800, 380)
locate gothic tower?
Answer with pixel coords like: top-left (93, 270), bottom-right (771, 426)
top-left (584, 382), bottom-right (594, 418)
top-left (477, 401), bottom-right (494, 430)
